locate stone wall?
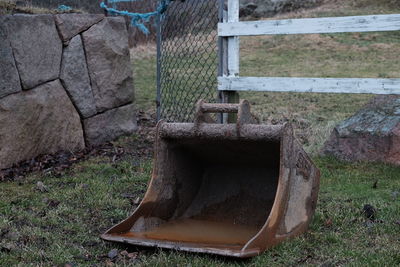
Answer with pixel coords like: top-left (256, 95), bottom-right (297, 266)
top-left (0, 14), bottom-right (137, 170)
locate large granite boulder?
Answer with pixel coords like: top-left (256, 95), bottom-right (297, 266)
top-left (0, 80), bottom-right (85, 169)
top-left (240, 0), bottom-right (322, 18)
top-left (322, 95), bottom-right (400, 165)
top-left (4, 14), bottom-right (62, 90)
top-left (60, 34), bottom-right (97, 118)
top-left (55, 14), bottom-right (104, 42)
top-left (0, 16), bottom-right (21, 98)
top-left (83, 103), bottom-right (137, 146)
top-left (82, 17), bottom-right (134, 113)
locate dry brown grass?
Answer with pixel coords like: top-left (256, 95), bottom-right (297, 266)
top-left (130, 44), bottom-right (157, 61)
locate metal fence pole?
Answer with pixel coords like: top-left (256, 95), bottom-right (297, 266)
top-left (217, 0), bottom-right (224, 123)
top-left (156, 11), bottom-right (162, 121)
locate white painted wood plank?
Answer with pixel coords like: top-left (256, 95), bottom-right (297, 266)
top-left (227, 0), bottom-right (239, 22)
top-left (227, 0), bottom-right (239, 76)
top-left (218, 14), bottom-right (400, 36)
top-left (227, 38), bottom-right (239, 75)
top-left (218, 77), bottom-right (400, 94)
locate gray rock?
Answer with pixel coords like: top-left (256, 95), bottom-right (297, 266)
top-left (0, 80), bottom-right (85, 169)
top-left (83, 103), bottom-right (137, 146)
top-left (55, 14), bottom-right (104, 42)
top-left (322, 95), bottom-right (400, 165)
top-left (60, 35), bottom-right (97, 118)
top-left (107, 249), bottom-right (118, 260)
top-left (82, 17), bottom-right (134, 113)
top-left (5, 14), bottom-right (62, 90)
top-left (0, 16), bottom-right (21, 98)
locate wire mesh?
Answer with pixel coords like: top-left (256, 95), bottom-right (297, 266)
top-left (158, 0), bottom-right (220, 122)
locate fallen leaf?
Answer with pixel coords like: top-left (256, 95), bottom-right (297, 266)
top-left (133, 197), bottom-right (141, 205)
top-left (120, 250), bottom-right (129, 257)
top-left (36, 181), bottom-right (48, 192)
top-left (1, 243), bottom-right (14, 253)
top-left (127, 252), bottom-right (138, 259)
top-left (324, 218), bottom-right (333, 227)
top-left (105, 259), bottom-right (114, 266)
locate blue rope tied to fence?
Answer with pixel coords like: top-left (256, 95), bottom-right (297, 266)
top-left (58, 5), bottom-right (72, 11)
top-left (100, 0), bottom-right (172, 34)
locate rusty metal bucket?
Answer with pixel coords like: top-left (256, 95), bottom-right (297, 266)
top-left (102, 100), bottom-right (320, 258)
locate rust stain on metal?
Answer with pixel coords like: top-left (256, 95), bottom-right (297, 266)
top-left (115, 219), bottom-right (259, 245)
top-left (101, 100), bottom-right (320, 258)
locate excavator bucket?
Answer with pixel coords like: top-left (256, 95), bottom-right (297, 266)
top-left (102, 100), bottom-right (320, 258)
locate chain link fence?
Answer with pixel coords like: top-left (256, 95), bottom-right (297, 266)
top-left (157, 0), bottom-right (220, 122)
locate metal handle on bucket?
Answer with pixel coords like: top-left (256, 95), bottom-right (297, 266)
top-left (200, 103), bottom-right (240, 114)
top-left (194, 100), bottom-right (257, 135)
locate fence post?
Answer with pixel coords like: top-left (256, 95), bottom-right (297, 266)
top-left (219, 0), bottom-right (240, 123)
top-left (156, 12), bottom-right (162, 121)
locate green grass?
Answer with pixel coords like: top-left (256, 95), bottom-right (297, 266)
top-left (134, 55), bottom-right (157, 112)
top-left (1, 155), bottom-right (399, 266)
top-left (1, 0), bottom-right (400, 266)
top-left (0, 155), bottom-right (152, 266)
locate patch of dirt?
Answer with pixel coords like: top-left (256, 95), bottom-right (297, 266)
top-left (0, 110), bottom-right (156, 182)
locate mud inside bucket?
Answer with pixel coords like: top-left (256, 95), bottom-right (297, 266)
top-left (101, 100), bottom-right (320, 258)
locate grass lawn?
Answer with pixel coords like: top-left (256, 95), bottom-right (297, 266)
top-left (1, 153), bottom-right (399, 266)
top-left (1, 0), bottom-right (400, 266)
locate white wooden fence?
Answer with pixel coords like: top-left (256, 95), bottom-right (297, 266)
top-left (218, 0), bottom-right (400, 95)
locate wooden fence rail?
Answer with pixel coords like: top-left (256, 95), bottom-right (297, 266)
top-left (218, 0), bottom-right (400, 96)
top-left (218, 14), bottom-right (400, 36)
